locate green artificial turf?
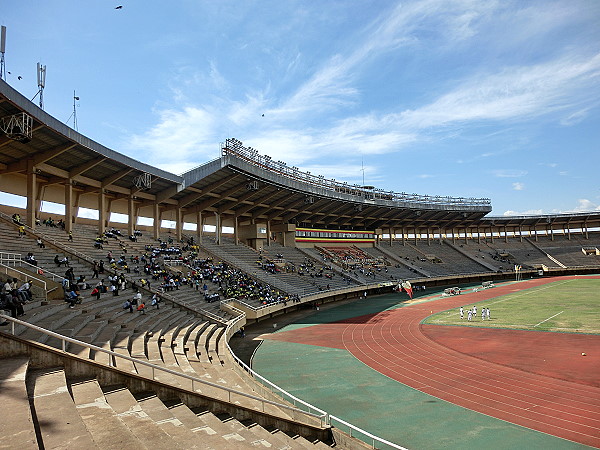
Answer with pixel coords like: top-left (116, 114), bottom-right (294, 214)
top-left (423, 278), bottom-right (600, 334)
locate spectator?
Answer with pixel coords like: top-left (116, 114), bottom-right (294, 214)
top-left (122, 299), bottom-right (133, 313)
top-left (91, 286), bottom-right (101, 300)
top-left (151, 294), bottom-right (160, 309)
top-left (66, 289), bottom-right (82, 308)
top-left (17, 281), bottom-right (32, 302)
top-left (36, 238), bottom-right (45, 248)
top-left (137, 302), bottom-right (146, 314)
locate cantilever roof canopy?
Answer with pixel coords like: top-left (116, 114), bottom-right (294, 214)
top-left (5, 78), bottom-right (597, 233)
top-left (0, 79), bottom-right (182, 204)
top-left (0, 78), bottom-right (494, 231)
top-left (161, 141), bottom-right (493, 230)
top-left (481, 213), bottom-right (600, 230)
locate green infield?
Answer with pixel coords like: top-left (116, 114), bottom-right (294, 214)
top-left (423, 278), bottom-right (600, 334)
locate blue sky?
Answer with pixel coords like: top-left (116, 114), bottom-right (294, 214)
top-left (1, 0), bottom-right (599, 216)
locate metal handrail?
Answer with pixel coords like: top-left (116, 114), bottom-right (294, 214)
top-left (0, 313), bottom-right (327, 427)
top-left (222, 307), bottom-right (405, 449)
top-left (0, 252), bottom-right (64, 283)
top-left (0, 262), bottom-right (48, 301)
top-left (0, 213), bottom-right (226, 325)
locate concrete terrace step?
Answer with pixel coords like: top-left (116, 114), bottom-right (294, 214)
top-left (163, 400), bottom-right (243, 450)
top-left (135, 391), bottom-right (216, 449)
top-left (70, 378), bottom-right (146, 449)
top-left (0, 357), bottom-right (37, 448)
top-left (27, 367), bottom-right (97, 449)
top-left (102, 385), bottom-right (182, 449)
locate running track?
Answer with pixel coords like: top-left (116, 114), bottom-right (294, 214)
top-left (265, 276), bottom-right (600, 447)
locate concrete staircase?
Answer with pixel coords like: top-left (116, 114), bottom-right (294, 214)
top-left (4, 358), bottom-right (330, 449)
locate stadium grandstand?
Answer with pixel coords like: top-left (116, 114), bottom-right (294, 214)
top-left (1, 74), bottom-right (600, 449)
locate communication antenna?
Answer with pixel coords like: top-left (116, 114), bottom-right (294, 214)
top-left (72, 90), bottom-right (79, 130)
top-left (0, 26), bottom-right (6, 81)
top-left (36, 62), bottom-right (46, 109)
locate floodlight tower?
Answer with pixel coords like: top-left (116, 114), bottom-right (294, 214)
top-left (37, 62), bottom-right (46, 109)
top-left (0, 26), bottom-right (6, 81)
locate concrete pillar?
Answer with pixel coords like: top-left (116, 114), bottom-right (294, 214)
top-left (175, 207), bottom-right (182, 242)
top-left (266, 220), bottom-right (271, 247)
top-left (98, 190), bottom-right (106, 234)
top-left (389, 228), bottom-right (393, 246)
top-left (476, 226), bottom-right (481, 244)
top-left (490, 227), bottom-right (494, 243)
top-left (214, 212), bottom-right (221, 245)
top-left (196, 211), bottom-right (202, 242)
top-left (401, 227), bottom-right (406, 246)
top-left (234, 216), bottom-right (239, 245)
top-left (26, 160), bottom-right (37, 228)
top-left (153, 203), bottom-right (160, 239)
top-left (414, 227), bottom-right (418, 245)
top-left (127, 196), bottom-right (135, 236)
top-left (64, 180), bottom-right (73, 234)
top-left (519, 226), bottom-right (523, 242)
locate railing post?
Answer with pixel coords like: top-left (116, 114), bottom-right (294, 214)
top-left (62, 339), bottom-right (66, 352)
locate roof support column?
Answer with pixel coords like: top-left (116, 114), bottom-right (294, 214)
top-left (215, 212), bottom-right (221, 245)
top-left (196, 211), bottom-right (202, 243)
top-left (26, 160), bottom-right (37, 229)
top-left (452, 228), bottom-right (456, 245)
top-left (438, 227), bottom-right (443, 245)
top-left (64, 180), bottom-right (73, 234)
top-left (476, 226), bottom-right (481, 244)
top-left (98, 189), bottom-right (106, 235)
top-left (566, 225), bottom-right (570, 240)
top-left (73, 192), bottom-right (81, 225)
top-left (519, 225), bottom-right (523, 242)
top-left (389, 227), bottom-right (394, 246)
top-left (550, 223), bottom-right (554, 241)
top-left (490, 227), bottom-right (494, 243)
top-left (234, 216), bottom-right (239, 245)
top-left (426, 228), bottom-right (430, 246)
top-left (534, 226), bottom-right (538, 242)
top-left (266, 220), bottom-right (271, 247)
top-left (152, 203), bottom-right (160, 240)
top-left (401, 227), bottom-right (406, 246)
top-left (414, 227), bottom-right (418, 246)
top-left (585, 222), bottom-right (588, 240)
top-left (463, 228), bottom-right (467, 244)
top-left (127, 195), bottom-right (135, 237)
top-left (175, 207), bottom-right (182, 242)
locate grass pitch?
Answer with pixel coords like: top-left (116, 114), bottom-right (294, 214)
top-left (423, 278), bottom-right (600, 334)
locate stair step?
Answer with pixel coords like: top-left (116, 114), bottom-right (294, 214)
top-left (0, 356), bottom-right (37, 448)
top-left (28, 367), bottom-right (97, 449)
top-left (70, 378), bottom-right (145, 449)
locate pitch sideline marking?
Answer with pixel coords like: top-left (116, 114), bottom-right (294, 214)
top-left (534, 311), bottom-right (564, 328)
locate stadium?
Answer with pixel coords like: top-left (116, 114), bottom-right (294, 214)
top-left (1, 69), bottom-right (600, 449)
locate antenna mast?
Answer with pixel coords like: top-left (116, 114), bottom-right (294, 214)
top-left (36, 62), bottom-right (46, 109)
top-left (0, 26), bottom-right (6, 81)
top-left (72, 90), bottom-right (79, 131)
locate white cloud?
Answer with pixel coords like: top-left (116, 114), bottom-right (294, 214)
top-left (512, 182), bottom-right (525, 191)
top-left (566, 199), bottom-right (600, 213)
top-left (492, 169), bottom-right (527, 178)
top-left (126, 107), bottom-right (217, 169)
top-left (398, 53), bottom-right (600, 130)
top-left (502, 209), bottom-right (543, 216)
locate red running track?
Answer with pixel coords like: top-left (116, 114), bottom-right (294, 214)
top-left (267, 276), bottom-right (600, 447)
